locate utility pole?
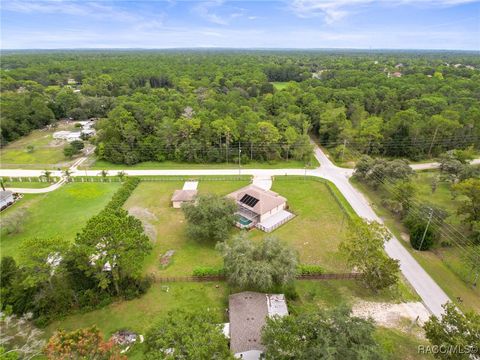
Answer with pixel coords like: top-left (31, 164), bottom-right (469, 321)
top-left (341, 139), bottom-right (347, 162)
top-left (418, 208), bottom-right (433, 251)
top-left (238, 143), bottom-right (241, 176)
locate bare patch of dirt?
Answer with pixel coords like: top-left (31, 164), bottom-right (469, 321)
top-left (128, 206), bottom-right (158, 241)
top-left (352, 300), bottom-right (430, 338)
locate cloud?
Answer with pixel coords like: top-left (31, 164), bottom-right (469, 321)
top-left (289, 0), bottom-right (478, 23)
top-left (191, 1), bottom-right (248, 25)
top-left (2, 0), bottom-right (140, 22)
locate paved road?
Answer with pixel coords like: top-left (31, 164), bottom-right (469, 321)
top-left (0, 146), bottom-right (459, 316)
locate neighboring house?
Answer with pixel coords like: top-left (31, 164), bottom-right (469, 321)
top-left (226, 184), bottom-right (294, 232)
top-left (0, 190), bottom-right (14, 210)
top-left (227, 291), bottom-right (288, 360)
top-left (171, 181), bottom-right (199, 208)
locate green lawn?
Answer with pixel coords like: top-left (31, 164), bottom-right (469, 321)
top-left (351, 176), bottom-right (480, 313)
top-left (0, 182), bottom-right (120, 259)
top-left (271, 81), bottom-right (290, 90)
top-left (45, 282), bottom-right (228, 338)
top-left (84, 158), bottom-right (319, 170)
top-left (249, 178), bottom-right (352, 271)
top-left (0, 125), bottom-right (77, 169)
top-left (123, 180), bottom-right (250, 277)
top-left (3, 181), bottom-right (52, 188)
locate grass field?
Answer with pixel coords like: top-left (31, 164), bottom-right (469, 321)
top-left (0, 182), bottom-right (120, 259)
top-left (84, 157), bottom-right (319, 170)
top-left (0, 124), bottom-right (78, 169)
top-left (351, 175), bottom-right (480, 313)
top-left (249, 178), bottom-right (352, 271)
top-left (3, 181), bottom-right (52, 188)
top-left (271, 81), bottom-right (290, 90)
top-left (124, 180), bottom-right (249, 277)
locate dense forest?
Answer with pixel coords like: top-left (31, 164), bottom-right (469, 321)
top-left (1, 50), bottom-right (479, 164)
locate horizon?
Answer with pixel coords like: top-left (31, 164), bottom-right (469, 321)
top-left (1, 0), bottom-right (479, 50)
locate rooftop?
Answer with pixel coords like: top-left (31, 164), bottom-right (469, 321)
top-left (228, 292), bottom-right (288, 355)
top-left (226, 184), bottom-right (286, 216)
top-left (171, 189), bottom-right (197, 202)
top-left (0, 190), bottom-right (13, 201)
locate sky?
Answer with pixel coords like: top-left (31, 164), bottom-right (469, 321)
top-left (1, 0), bottom-right (479, 50)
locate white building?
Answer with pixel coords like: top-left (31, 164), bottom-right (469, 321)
top-left (226, 184), bottom-right (294, 232)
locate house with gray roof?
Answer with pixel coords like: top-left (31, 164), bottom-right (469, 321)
top-left (228, 291), bottom-right (288, 359)
top-left (0, 190), bottom-right (14, 210)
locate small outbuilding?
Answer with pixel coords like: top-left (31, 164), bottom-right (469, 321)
top-left (0, 190), bottom-right (14, 210)
top-left (171, 181), bottom-right (199, 208)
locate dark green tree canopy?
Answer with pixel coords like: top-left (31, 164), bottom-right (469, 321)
top-left (261, 306), bottom-right (383, 360)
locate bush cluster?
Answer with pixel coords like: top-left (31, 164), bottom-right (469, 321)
top-left (296, 264), bottom-right (324, 275)
top-left (192, 266), bottom-right (225, 277)
top-left (105, 177), bottom-right (140, 211)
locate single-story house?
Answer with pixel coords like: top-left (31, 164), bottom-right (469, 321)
top-left (53, 131), bottom-right (82, 142)
top-left (0, 190), bottom-right (14, 210)
top-left (171, 181), bottom-right (199, 208)
top-left (226, 184), bottom-right (294, 232)
top-left (228, 291), bottom-right (288, 359)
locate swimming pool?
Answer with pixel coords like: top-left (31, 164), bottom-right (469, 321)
top-left (237, 215), bottom-right (252, 226)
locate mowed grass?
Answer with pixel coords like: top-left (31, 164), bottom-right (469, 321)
top-left (0, 182), bottom-right (120, 259)
top-left (351, 176), bottom-right (480, 313)
top-left (0, 126), bottom-right (74, 168)
top-left (46, 282), bottom-right (228, 338)
top-left (3, 181), bottom-right (52, 188)
top-left (85, 158), bottom-right (319, 170)
top-left (123, 180), bottom-right (249, 276)
top-left (249, 178), bottom-right (351, 272)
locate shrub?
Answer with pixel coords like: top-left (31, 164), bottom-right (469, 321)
top-left (296, 264), bottom-right (324, 275)
top-left (104, 177), bottom-right (140, 211)
top-left (192, 266), bottom-right (224, 277)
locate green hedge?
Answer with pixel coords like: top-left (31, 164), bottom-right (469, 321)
top-left (192, 266), bottom-right (225, 277)
top-left (104, 177), bottom-right (140, 211)
top-left (296, 264), bottom-right (324, 275)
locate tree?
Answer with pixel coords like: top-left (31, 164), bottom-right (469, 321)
top-left (42, 170), bottom-right (52, 183)
top-left (99, 169), bottom-right (108, 182)
top-left (74, 208), bottom-right (151, 295)
top-left (19, 237), bottom-right (70, 287)
top-left (217, 235), bottom-right (298, 291)
top-left (423, 303), bottom-right (480, 360)
top-left (182, 194), bottom-right (236, 243)
top-left (64, 140), bottom-right (84, 159)
top-left (144, 310), bottom-right (233, 360)
top-left (45, 326), bottom-right (126, 360)
top-left (463, 245), bottom-right (480, 287)
top-left (117, 171), bottom-right (126, 182)
top-left (63, 169), bottom-right (71, 182)
top-left (453, 178), bottom-right (480, 229)
top-left (261, 306), bottom-right (382, 360)
top-left (404, 206), bottom-right (446, 251)
top-left (340, 219), bottom-right (400, 291)
top-left (391, 180), bottom-right (416, 216)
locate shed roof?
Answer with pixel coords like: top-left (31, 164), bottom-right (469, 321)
top-left (171, 189), bottom-right (197, 202)
top-left (226, 184), bottom-right (286, 216)
top-left (0, 191), bottom-right (13, 201)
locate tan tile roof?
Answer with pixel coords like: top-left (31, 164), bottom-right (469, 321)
top-left (226, 184), bottom-right (286, 216)
top-left (171, 189), bottom-right (197, 202)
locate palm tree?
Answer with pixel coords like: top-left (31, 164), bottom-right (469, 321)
top-left (99, 170), bottom-right (108, 182)
top-left (117, 171), bottom-right (126, 182)
top-left (63, 169), bottom-right (72, 182)
top-left (42, 170), bottom-right (52, 183)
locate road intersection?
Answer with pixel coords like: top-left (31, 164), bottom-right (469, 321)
top-left (2, 144), bottom-right (469, 317)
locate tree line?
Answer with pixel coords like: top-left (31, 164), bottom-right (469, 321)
top-left (1, 50), bottom-right (478, 164)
